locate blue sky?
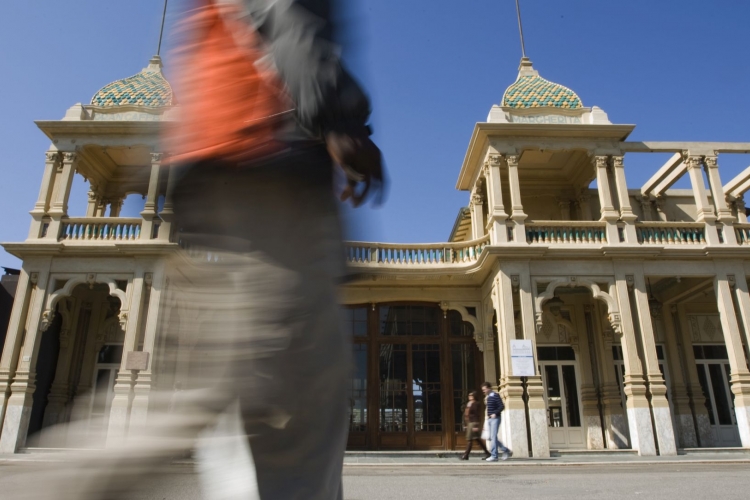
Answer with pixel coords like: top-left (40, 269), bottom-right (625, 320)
top-left (1, 1), bottom-right (749, 268)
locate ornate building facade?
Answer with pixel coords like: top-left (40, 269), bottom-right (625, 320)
top-left (1, 54), bottom-right (750, 457)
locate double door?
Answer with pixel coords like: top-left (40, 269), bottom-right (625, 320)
top-left (538, 346), bottom-right (584, 448)
top-left (694, 345), bottom-right (741, 447)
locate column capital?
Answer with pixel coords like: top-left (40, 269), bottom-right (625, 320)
top-left (683, 155), bottom-right (702, 170)
top-left (150, 152), bottom-right (165, 164)
top-left (471, 192), bottom-right (484, 206)
top-left (505, 154), bottom-right (520, 166)
top-left (44, 151), bottom-right (61, 164)
top-left (61, 152), bottom-right (78, 164)
top-left (594, 155), bottom-right (610, 168)
top-left (611, 155), bottom-right (625, 168)
top-left (703, 155), bottom-right (718, 169)
top-left (488, 154), bottom-right (504, 166)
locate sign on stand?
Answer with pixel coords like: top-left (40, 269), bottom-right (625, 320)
top-left (510, 339), bottom-right (535, 377)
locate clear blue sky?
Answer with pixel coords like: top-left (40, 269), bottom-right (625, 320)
top-left (1, 1), bottom-right (749, 268)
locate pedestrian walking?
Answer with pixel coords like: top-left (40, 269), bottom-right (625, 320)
top-left (10, 1), bottom-right (383, 499)
top-left (459, 391), bottom-right (490, 460)
top-left (481, 382), bottom-right (512, 462)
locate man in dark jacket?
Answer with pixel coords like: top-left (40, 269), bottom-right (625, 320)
top-left (482, 382), bottom-right (513, 461)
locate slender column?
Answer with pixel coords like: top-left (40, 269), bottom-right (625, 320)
top-left (106, 268), bottom-right (148, 444)
top-left (703, 156), bottom-right (737, 244)
top-left (492, 268), bottom-right (530, 457)
top-left (612, 156), bottom-right (638, 243)
top-left (630, 271), bottom-right (677, 455)
top-left (128, 265), bottom-right (167, 434)
top-left (661, 305), bottom-right (698, 448)
top-left (0, 263), bottom-right (51, 453)
top-left (613, 266), bottom-right (657, 455)
top-left (557, 200), bottom-right (571, 220)
top-left (713, 269), bottom-right (750, 447)
top-left (517, 268), bottom-right (550, 457)
top-left (685, 156), bottom-right (721, 245)
top-left (655, 196), bottom-right (669, 222)
top-left (28, 152), bottom-right (60, 239)
top-left (158, 158), bottom-right (176, 242)
top-left (505, 155), bottom-right (527, 243)
top-left (595, 156), bottom-right (621, 243)
top-left (470, 190), bottom-right (485, 241)
top-left (485, 156), bottom-right (509, 244)
top-left (592, 303), bottom-right (630, 449)
top-left (46, 152), bottom-right (78, 240)
top-left (637, 196), bottom-right (653, 222)
top-left (576, 191), bottom-right (593, 220)
top-left (579, 305), bottom-right (605, 449)
top-left (675, 304), bottom-right (714, 446)
top-left (140, 153), bottom-right (163, 240)
top-left (85, 186), bottom-right (102, 217)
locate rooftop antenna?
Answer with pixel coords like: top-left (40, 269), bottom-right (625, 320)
top-left (157, 0), bottom-right (169, 56)
top-left (514, 0), bottom-right (528, 59)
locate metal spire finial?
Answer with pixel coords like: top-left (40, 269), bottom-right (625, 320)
top-left (514, 0), bottom-right (527, 59)
top-left (157, 0), bottom-right (169, 56)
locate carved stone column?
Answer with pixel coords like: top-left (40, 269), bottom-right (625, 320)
top-left (505, 155), bottom-right (527, 243)
top-left (613, 266), bottom-right (657, 455)
top-left (703, 156), bottom-right (737, 244)
top-left (576, 190), bottom-right (593, 221)
top-left (637, 195), bottom-right (653, 222)
top-left (734, 197), bottom-right (748, 224)
top-left (611, 156), bottom-right (638, 243)
top-left (484, 156), bottom-right (510, 244)
top-left (594, 155), bottom-right (621, 243)
top-left (685, 155), bottom-right (721, 245)
top-left (557, 199), bottom-right (571, 220)
top-left (578, 305), bottom-right (605, 449)
top-left (158, 155), bottom-right (176, 241)
top-left (29, 152), bottom-right (60, 239)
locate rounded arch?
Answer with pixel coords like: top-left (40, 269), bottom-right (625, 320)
top-left (41, 274), bottom-right (128, 332)
top-left (533, 277), bottom-right (621, 335)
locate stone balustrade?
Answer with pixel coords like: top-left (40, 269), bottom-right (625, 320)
top-left (60, 218), bottom-right (142, 242)
top-left (526, 221), bottom-right (607, 245)
top-left (345, 236), bottom-right (489, 266)
top-left (636, 222), bottom-right (706, 245)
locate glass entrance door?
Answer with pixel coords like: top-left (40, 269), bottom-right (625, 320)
top-left (88, 343), bottom-right (123, 442)
top-left (694, 345), bottom-right (741, 447)
top-left (538, 346), bottom-right (584, 448)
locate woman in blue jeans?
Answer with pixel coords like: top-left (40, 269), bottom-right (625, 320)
top-left (481, 382), bottom-right (513, 461)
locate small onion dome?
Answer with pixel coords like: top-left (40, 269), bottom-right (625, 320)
top-left (502, 57), bottom-right (582, 109)
top-left (91, 55), bottom-right (175, 108)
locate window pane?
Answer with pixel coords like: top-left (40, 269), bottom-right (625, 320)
top-left (345, 307), bottom-right (368, 337)
top-left (97, 345), bottom-right (123, 364)
top-left (349, 344), bottom-right (368, 432)
top-left (412, 344), bottom-right (442, 432)
top-left (452, 345), bottom-right (476, 431)
top-left (545, 365), bottom-right (563, 427)
top-left (695, 365), bottom-right (715, 425)
top-left (448, 310), bottom-right (474, 337)
top-left (562, 365), bottom-right (581, 427)
top-left (379, 305), bottom-right (439, 336)
top-left (709, 363), bottom-right (733, 425)
top-left (379, 344), bottom-right (408, 431)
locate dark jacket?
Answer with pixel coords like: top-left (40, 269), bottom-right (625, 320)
top-left (237, 0), bottom-right (371, 140)
top-left (485, 391), bottom-right (504, 417)
top-left (464, 400), bottom-right (481, 425)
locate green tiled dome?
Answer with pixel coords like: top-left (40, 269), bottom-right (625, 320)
top-left (91, 57), bottom-right (174, 108)
top-left (502, 74), bottom-right (582, 109)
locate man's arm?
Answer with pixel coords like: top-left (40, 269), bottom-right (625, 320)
top-left (239, 0), bottom-right (370, 137)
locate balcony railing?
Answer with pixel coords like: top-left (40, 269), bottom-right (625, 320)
top-left (636, 222), bottom-right (706, 245)
top-left (735, 224), bottom-right (750, 245)
top-left (60, 218), bottom-right (142, 241)
top-left (345, 236), bottom-right (489, 266)
top-left (526, 221), bottom-right (607, 245)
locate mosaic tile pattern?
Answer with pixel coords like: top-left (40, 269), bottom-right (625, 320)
top-left (502, 75), bottom-right (582, 109)
top-left (91, 71), bottom-right (174, 108)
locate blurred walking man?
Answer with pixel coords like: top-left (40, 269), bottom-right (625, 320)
top-left (14, 1), bottom-right (383, 499)
top-left (481, 382), bottom-right (512, 462)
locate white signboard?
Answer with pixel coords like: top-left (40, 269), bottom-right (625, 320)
top-left (510, 339), bottom-right (535, 377)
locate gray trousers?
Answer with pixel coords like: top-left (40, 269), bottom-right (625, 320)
top-left (15, 145), bottom-right (351, 500)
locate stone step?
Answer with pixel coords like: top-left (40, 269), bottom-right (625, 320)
top-left (550, 449), bottom-right (638, 457)
top-left (680, 447), bottom-right (750, 454)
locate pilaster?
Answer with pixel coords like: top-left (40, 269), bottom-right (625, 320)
top-left (140, 153), bottom-right (163, 240)
top-left (713, 265), bottom-right (750, 447)
top-left (578, 306), bottom-right (605, 450)
top-left (685, 156), bottom-right (721, 245)
top-left (46, 152), bottom-right (77, 240)
top-left (630, 270), bottom-right (677, 455)
top-left (28, 152), bottom-right (60, 239)
top-left (505, 155), bottom-right (527, 244)
top-left (485, 156), bottom-right (509, 244)
top-left (595, 155), bottom-right (621, 243)
top-left (0, 262), bottom-right (52, 453)
top-left (703, 156), bottom-right (737, 245)
top-left (470, 190), bottom-right (485, 241)
top-left (612, 156), bottom-right (638, 243)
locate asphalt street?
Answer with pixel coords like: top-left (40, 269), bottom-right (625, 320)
top-left (1, 462), bottom-right (748, 499)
